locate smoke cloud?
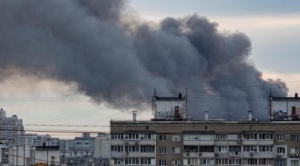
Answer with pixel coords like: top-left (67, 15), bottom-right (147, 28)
top-left (0, 0), bottom-right (288, 119)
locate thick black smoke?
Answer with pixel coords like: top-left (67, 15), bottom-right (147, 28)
top-left (0, 0), bottom-right (288, 119)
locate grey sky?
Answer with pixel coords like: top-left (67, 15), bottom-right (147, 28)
top-left (0, 0), bottom-right (300, 138)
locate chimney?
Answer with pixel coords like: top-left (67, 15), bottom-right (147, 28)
top-left (178, 93), bottom-right (182, 99)
top-left (204, 111), bottom-right (209, 121)
top-left (132, 111), bottom-right (137, 121)
top-left (248, 111), bottom-right (252, 121)
top-left (296, 93), bottom-right (298, 98)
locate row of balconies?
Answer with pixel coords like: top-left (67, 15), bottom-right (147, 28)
top-left (111, 151), bottom-right (298, 159)
top-left (111, 140), bottom-right (155, 146)
top-left (183, 152), bottom-right (297, 158)
top-left (184, 140), bottom-right (274, 146)
top-left (111, 151), bottom-right (155, 158)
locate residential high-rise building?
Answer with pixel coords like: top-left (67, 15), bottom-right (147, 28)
top-left (60, 132), bottom-right (110, 165)
top-left (0, 108), bottom-right (24, 145)
top-left (110, 93), bottom-right (300, 166)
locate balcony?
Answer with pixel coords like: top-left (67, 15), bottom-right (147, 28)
top-left (111, 152), bottom-right (124, 158)
top-left (290, 153), bottom-right (299, 158)
top-left (184, 140), bottom-right (215, 145)
top-left (111, 140), bottom-right (124, 145)
top-left (242, 140), bottom-right (273, 145)
top-left (228, 151), bottom-right (242, 158)
top-left (140, 139), bottom-right (155, 145)
top-left (140, 152), bottom-right (155, 158)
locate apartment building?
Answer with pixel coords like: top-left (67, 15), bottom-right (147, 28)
top-left (60, 132), bottom-right (110, 165)
top-left (25, 133), bottom-right (59, 146)
top-left (110, 93), bottom-right (300, 166)
top-left (0, 108), bottom-right (24, 145)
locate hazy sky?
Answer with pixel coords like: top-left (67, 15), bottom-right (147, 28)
top-left (1, 0), bottom-right (300, 138)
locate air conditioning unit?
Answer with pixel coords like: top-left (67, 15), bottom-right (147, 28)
top-left (199, 152), bottom-right (202, 156)
top-left (215, 153), bottom-right (219, 157)
top-left (237, 140), bottom-right (241, 144)
top-left (135, 141), bottom-right (139, 145)
top-left (296, 154), bottom-right (299, 157)
top-left (186, 152), bottom-right (190, 156)
top-left (250, 152), bottom-right (254, 156)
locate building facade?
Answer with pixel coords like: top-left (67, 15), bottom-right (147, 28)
top-left (60, 132), bottom-right (110, 166)
top-left (110, 93), bottom-right (300, 166)
top-left (111, 120), bottom-right (300, 166)
top-left (0, 108), bottom-right (24, 145)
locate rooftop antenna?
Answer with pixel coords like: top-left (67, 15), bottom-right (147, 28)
top-left (269, 88), bottom-right (272, 121)
top-left (186, 88), bottom-right (188, 119)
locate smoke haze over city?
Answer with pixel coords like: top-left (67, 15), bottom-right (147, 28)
top-left (0, 0), bottom-right (291, 120)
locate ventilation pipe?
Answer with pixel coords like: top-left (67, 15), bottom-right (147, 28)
top-left (295, 93), bottom-right (298, 98)
top-left (132, 111), bottom-right (137, 121)
top-left (248, 111), bottom-right (252, 121)
top-left (205, 111), bottom-right (209, 121)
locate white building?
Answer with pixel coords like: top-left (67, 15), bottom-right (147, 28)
top-left (60, 133), bottom-right (110, 165)
top-left (0, 108), bottom-right (24, 145)
top-left (25, 133), bottom-right (59, 147)
top-left (8, 145), bottom-right (60, 165)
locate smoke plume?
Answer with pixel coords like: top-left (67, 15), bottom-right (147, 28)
top-left (0, 0), bottom-right (288, 119)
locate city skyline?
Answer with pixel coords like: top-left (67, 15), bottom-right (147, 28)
top-left (0, 0), bottom-right (299, 138)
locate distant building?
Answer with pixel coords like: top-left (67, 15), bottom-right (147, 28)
top-left (0, 108), bottom-right (24, 145)
top-left (60, 133), bottom-right (110, 166)
top-left (110, 93), bottom-right (300, 166)
top-left (8, 145), bottom-right (60, 165)
top-left (25, 133), bottom-right (59, 147)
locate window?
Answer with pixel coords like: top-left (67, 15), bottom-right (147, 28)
top-left (216, 146), bottom-right (228, 153)
top-left (277, 134), bottom-right (285, 141)
top-left (125, 146), bottom-right (139, 152)
top-left (277, 147), bottom-right (285, 154)
top-left (227, 134), bottom-right (241, 140)
top-left (229, 159), bottom-right (241, 165)
top-left (258, 159), bottom-right (273, 165)
top-left (141, 145), bottom-right (155, 152)
top-left (290, 147), bottom-right (299, 154)
top-left (199, 146), bottom-right (214, 152)
top-left (243, 146), bottom-right (257, 152)
top-left (216, 158), bottom-right (227, 165)
top-left (291, 160), bottom-right (298, 166)
top-left (111, 133), bottom-right (123, 139)
top-left (229, 146), bottom-right (241, 152)
top-left (141, 158), bottom-right (151, 165)
top-left (199, 134), bottom-right (214, 140)
top-left (159, 147), bottom-right (167, 154)
top-left (140, 134), bottom-right (153, 140)
top-left (124, 134), bottom-right (139, 140)
top-left (188, 159), bottom-right (198, 165)
top-left (215, 134), bottom-right (227, 140)
top-left (259, 146), bottom-right (273, 152)
top-left (243, 133), bottom-right (257, 140)
top-left (125, 158), bottom-right (139, 164)
top-left (114, 159), bottom-right (123, 164)
top-left (173, 147), bottom-right (180, 154)
top-left (172, 160), bottom-right (180, 166)
top-left (159, 159), bottom-right (166, 166)
top-left (159, 134), bottom-right (167, 141)
top-left (184, 146), bottom-right (198, 152)
top-left (111, 146), bottom-right (123, 152)
top-left (172, 134), bottom-right (180, 141)
top-left (259, 133), bottom-right (273, 140)
top-left (277, 159), bottom-right (285, 166)
top-left (244, 158), bottom-right (257, 165)
top-left (200, 158), bottom-right (213, 165)
top-left (291, 134), bottom-right (299, 141)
